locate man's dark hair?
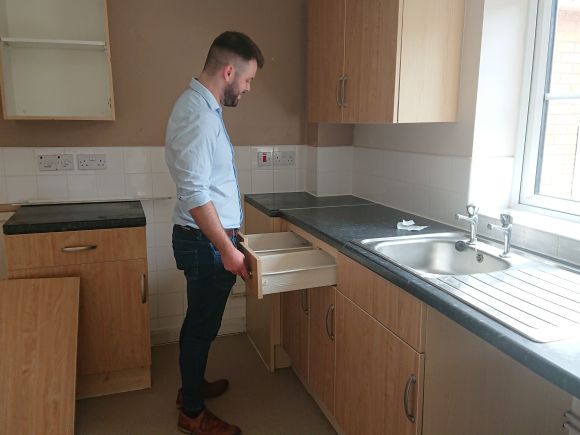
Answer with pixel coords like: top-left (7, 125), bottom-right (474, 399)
top-left (203, 31), bottom-right (264, 73)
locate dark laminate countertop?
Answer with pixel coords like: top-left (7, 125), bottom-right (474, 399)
top-left (245, 192), bottom-right (372, 217)
top-left (3, 201), bottom-right (146, 235)
top-left (245, 193), bottom-right (580, 399)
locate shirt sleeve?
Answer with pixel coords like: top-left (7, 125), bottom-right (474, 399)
top-left (166, 112), bottom-right (220, 211)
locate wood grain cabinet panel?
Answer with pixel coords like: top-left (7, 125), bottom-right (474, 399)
top-left (282, 289), bottom-right (310, 382)
top-left (0, 277), bottom-right (80, 435)
top-left (335, 291), bottom-right (423, 435)
top-left (308, 285), bottom-right (336, 415)
top-left (307, 0), bottom-right (464, 124)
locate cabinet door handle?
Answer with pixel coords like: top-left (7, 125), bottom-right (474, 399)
top-left (61, 245), bottom-right (97, 252)
top-left (325, 304), bottom-right (335, 340)
top-left (140, 273), bottom-right (148, 304)
top-left (403, 374), bottom-right (417, 423)
top-left (300, 289), bottom-right (309, 315)
top-left (336, 76), bottom-right (343, 108)
top-left (341, 75), bottom-right (348, 108)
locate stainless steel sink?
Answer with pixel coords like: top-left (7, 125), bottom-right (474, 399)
top-left (356, 232), bottom-right (526, 278)
top-left (354, 232), bottom-right (580, 342)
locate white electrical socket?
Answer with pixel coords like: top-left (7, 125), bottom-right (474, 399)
top-left (38, 155), bottom-right (58, 171)
top-left (257, 151), bottom-right (272, 167)
top-left (78, 154), bottom-right (107, 170)
top-left (38, 154), bottom-right (74, 171)
top-left (272, 150), bottom-right (295, 166)
top-left (57, 154), bottom-right (74, 170)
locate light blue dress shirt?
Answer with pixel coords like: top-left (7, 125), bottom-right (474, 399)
top-left (165, 78), bottom-right (242, 229)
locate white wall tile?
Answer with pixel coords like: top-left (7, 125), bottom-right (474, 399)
top-left (146, 223), bottom-right (156, 248)
top-left (4, 148), bottom-right (36, 176)
top-left (296, 145), bottom-right (308, 169)
top-left (153, 199), bottom-right (174, 223)
top-left (234, 146), bottom-right (251, 172)
top-left (155, 246), bottom-right (175, 270)
top-left (237, 170), bottom-right (251, 195)
top-left (158, 315), bottom-right (184, 330)
top-left (94, 147), bottom-right (125, 174)
top-left (524, 228), bottom-right (558, 257)
top-left (126, 173), bottom-right (153, 197)
top-left (148, 293), bottom-right (159, 319)
top-left (148, 271), bottom-right (159, 295)
top-left (152, 172), bottom-right (175, 197)
top-left (251, 170), bottom-right (274, 194)
top-left (141, 200), bottom-right (155, 222)
top-left (147, 246), bottom-right (157, 272)
top-left (158, 292), bottom-right (184, 317)
top-left (157, 269), bottom-right (187, 294)
top-left (124, 148), bottom-right (151, 173)
top-left (96, 173), bottom-right (126, 199)
top-left (557, 237), bottom-right (580, 266)
top-left (37, 175), bottom-right (68, 200)
top-left (296, 169), bottom-right (307, 191)
top-left (6, 176), bottom-right (38, 203)
top-left (150, 147), bottom-right (168, 173)
top-left (67, 174), bottom-right (98, 200)
top-left (154, 222), bottom-right (173, 247)
top-left (274, 169), bottom-right (296, 193)
top-left (0, 149), bottom-right (4, 176)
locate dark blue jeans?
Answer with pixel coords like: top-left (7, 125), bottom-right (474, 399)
top-left (172, 225), bottom-right (237, 414)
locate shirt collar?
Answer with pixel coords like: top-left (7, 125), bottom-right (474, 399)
top-left (189, 78), bottom-right (222, 115)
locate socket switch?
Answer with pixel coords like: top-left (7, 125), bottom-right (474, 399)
top-left (272, 150), bottom-right (295, 166)
top-left (78, 154), bottom-right (107, 170)
top-left (38, 154), bottom-right (74, 171)
top-left (257, 151), bottom-right (272, 167)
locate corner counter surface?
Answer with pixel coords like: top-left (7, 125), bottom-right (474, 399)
top-left (3, 201), bottom-right (146, 235)
top-left (244, 193), bottom-right (580, 400)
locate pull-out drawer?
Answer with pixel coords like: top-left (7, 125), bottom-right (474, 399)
top-left (239, 232), bottom-right (336, 299)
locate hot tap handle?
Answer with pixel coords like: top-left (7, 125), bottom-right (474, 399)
top-left (500, 213), bottom-right (513, 227)
top-left (466, 203), bottom-right (479, 218)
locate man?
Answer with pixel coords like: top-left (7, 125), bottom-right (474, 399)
top-left (165, 31), bottom-right (264, 435)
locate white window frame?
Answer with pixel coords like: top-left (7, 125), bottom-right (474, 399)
top-left (519, 0), bottom-right (580, 219)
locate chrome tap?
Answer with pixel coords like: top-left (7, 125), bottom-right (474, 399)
top-left (487, 213), bottom-right (513, 257)
top-left (455, 204), bottom-right (479, 245)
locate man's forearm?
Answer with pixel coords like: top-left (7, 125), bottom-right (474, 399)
top-left (189, 202), bottom-right (236, 255)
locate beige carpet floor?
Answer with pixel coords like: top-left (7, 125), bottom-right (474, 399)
top-left (75, 334), bottom-right (337, 435)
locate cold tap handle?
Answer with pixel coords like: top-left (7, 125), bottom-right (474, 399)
top-left (500, 213), bottom-right (513, 227)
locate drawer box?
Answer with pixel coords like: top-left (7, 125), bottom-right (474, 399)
top-left (239, 232), bottom-right (337, 299)
top-left (5, 227), bottom-right (146, 270)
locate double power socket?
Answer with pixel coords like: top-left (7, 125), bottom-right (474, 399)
top-left (38, 154), bottom-right (107, 171)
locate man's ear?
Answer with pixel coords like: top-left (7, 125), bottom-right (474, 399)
top-left (223, 64), bottom-right (235, 83)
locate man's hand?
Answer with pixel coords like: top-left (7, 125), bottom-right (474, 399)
top-left (221, 245), bottom-right (249, 279)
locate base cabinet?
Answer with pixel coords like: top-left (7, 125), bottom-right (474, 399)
top-left (423, 308), bottom-right (573, 435)
top-left (335, 291), bottom-right (423, 435)
top-left (6, 227), bottom-right (150, 398)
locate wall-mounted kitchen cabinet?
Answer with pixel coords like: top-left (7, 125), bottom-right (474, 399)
top-left (0, 0), bottom-right (115, 120)
top-left (307, 0), bottom-right (464, 124)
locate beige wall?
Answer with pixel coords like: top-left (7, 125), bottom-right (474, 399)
top-left (0, 0), bottom-right (307, 147)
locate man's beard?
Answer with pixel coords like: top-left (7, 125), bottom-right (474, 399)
top-left (223, 82), bottom-right (240, 107)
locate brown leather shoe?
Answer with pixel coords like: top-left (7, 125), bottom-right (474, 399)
top-left (177, 409), bottom-right (241, 435)
top-left (176, 379), bottom-right (230, 408)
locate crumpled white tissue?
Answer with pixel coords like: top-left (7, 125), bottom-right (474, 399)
top-left (397, 219), bottom-right (429, 231)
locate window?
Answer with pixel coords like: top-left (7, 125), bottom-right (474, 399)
top-left (521, 0), bottom-right (580, 217)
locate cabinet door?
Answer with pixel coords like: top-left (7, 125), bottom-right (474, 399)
top-left (335, 291), bottom-right (423, 435)
top-left (308, 285), bottom-right (336, 415)
top-left (343, 0), bottom-right (401, 123)
top-left (307, 0), bottom-right (345, 123)
top-left (9, 259), bottom-right (151, 375)
top-left (282, 289), bottom-right (309, 381)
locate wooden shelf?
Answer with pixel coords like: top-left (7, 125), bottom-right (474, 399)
top-left (1, 37), bottom-right (106, 50)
